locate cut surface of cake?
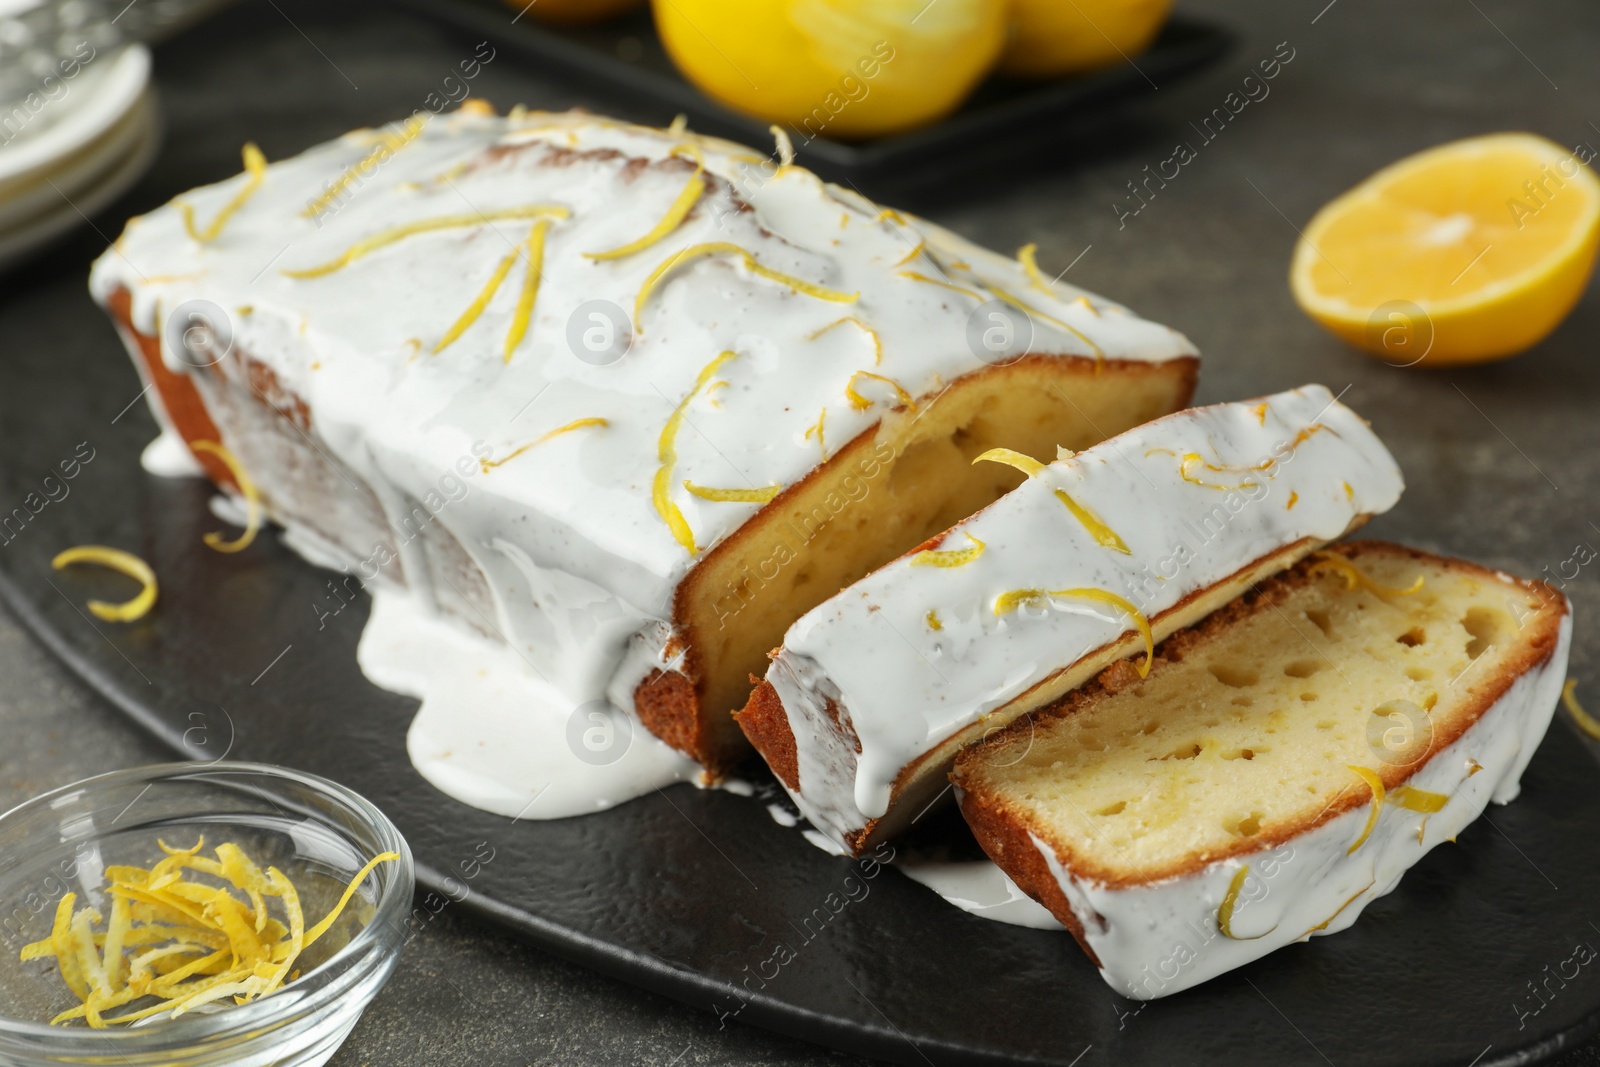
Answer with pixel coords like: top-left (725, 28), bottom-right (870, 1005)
top-left (953, 541), bottom-right (1570, 998)
top-left (89, 105), bottom-right (1197, 787)
top-left (739, 385), bottom-right (1404, 853)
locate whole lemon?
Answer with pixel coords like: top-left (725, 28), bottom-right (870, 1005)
top-left (999, 0), bottom-right (1172, 79)
top-left (652, 0), bottom-right (1006, 139)
top-left (509, 0), bottom-right (645, 26)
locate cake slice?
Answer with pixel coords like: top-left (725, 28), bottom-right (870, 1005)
top-left (738, 385), bottom-right (1404, 854)
top-left (90, 105), bottom-right (1198, 782)
top-left (953, 542), bottom-right (1570, 998)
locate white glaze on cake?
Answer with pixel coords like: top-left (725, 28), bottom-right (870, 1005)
top-left (764, 386), bottom-right (1405, 849)
top-left (1022, 612), bottom-right (1569, 998)
top-left (897, 859), bottom-right (1065, 929)
top-left (89, 108), bottom-right (1193, 815)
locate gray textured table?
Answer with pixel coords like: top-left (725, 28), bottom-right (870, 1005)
top-left (2, 0), bottom-right (1598, 1063)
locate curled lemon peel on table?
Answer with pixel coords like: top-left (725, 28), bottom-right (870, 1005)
top-left (635, 242), bottom-right (858, 331)
top-left (189, 440), bottom-right (263, 553)
top-left (1562, 680), bottom-right (1600, 740)
top-left (282, 205), bottom-right (570, 279)
top-left (808, 316), bottom-right (883, 365)
top-left (303, 115), bottom-right (427, 220)
top-left (910, 533), bottom-right (985, 569)
top-left (482, 417), bottom-right (608, 472)
top-left (585, 144), bottom-right (707, 261)
top-left (993, 587), bottom-right (1152, 677)
top-left (1309, 552), bottom-right (1425, 597)
top-left (973, 448), bottom-right (1130, 554)
top-left (181, 144), bottom-right (267, 243)
top-left (19, 837), bottom-right (397, 1028)
top-left (683, 482), bottom-right (781, 503)
top-left (656, 352), bottom-right (740, 554)
top-left (51, 546), bottom-right (158, 623)
top-left (1346, 765), bottom-right (1386, 853)
top-left (845, 370), bottom-right (914, 412)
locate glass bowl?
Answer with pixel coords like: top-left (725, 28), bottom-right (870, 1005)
top-left (0, 761), bottom-right (414, 1067)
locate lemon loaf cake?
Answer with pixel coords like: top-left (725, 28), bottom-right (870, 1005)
top-left (88, 106), bottom-right (1198, 778)
top-left (738, 386), bottom-right (1404, 853)
top-left (953, 542), bottom-right (1570, 998)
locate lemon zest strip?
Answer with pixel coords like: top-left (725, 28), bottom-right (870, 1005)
top-left (283, 204), bottom-right (570, 278)
top-left (926, 609), bottom-right (943, 631)
top-left (303, 115), bottom-right (426, 219)
top-left (988, 283), bottom-right (1105, 364)
top-left (845, 370), bottom-right (915, 412)
top-left (994, 587), bottom-right (1153, 677)
top-left (1562, 679), bottom-right (1600, 740)
top-left (481, 417), bottom-right (608, 471)
top-left (434, 247), bottom-right (519, 353)
top-left (635, 242), bottom-right (858, 330)
top-left (1286, 490), bottom-right (1299, 510)
top-left (51, 546), bottom-right (158, 622)
top-left (910, 533), bottom-right (985, 568)
top-left (656, 351), bottom-right (740, 554)
top-left (1346, 765), bottom-right (1386, 853)
top-left (683, 482), bottom-right (781, 503)
top-left (897, 269), bottom-right (983, 302)
top-left (1309, 552), bottom-right (1425, 596)
top-left (585, 145), bottom-right (706, 260)
top-left (189, 440), bottom-right (263, 553)
top-left (1217, 866), bottom-right (1273, 940)
top-left (181, 144), bottom-right (267, 243)
top-left (503, 219), bottom-right (551, 361)
top-left (973, 449), bottom-right (1129, 554)
top-left (808, 316), bottom-right (883, 365)
top-left (805, 407), bottom-right (827, 461)
top-left (1389, 785), bottom-right (1449, 813)
top-left (1017, 243), bottom-right (1055, 296)
top-left (894, 240), bottom-right (927, 267)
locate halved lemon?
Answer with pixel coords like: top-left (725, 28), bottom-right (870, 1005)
top-left (1291, 133), bottom-right (1600, 367)
top-left (651, 0), bottom-right (1006, 139)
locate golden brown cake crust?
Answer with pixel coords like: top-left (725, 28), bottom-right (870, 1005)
top-left (954, 541), bottom-right (1569, 901)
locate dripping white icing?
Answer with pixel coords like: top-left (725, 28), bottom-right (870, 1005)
top-left (897, 859), bottom-right (1065, 930)
top-left (140, 427), bottom-right (204, 478)
top-left (362, 584), bottom-right (698, 819)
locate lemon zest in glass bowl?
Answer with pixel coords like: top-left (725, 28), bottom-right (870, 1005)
top-left (50, 546), bottom-right (158, 622)
top-left (189, 440), bottom-right (263, 553)
top-left (20, 838), bottom-right (397, 1028)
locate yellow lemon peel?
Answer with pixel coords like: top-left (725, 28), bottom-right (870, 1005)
top-left (585, 145), bottom-right (706, 260)
top-left (1389, 785), bottom-right (1449, 813)
top-left (503, 219), bottom-right (551, 361)
top-left (804, 407), bottom-right (827, 461)
top-left (20, 838), bottom-right (397, 1028)
top-left (181, 144), bottom-right (266, 243)
top-left (51, 546), bottom-right (158, 623)
top-left (434, 248), bottom-right (519, 354)
top-left (303, 115), bottom-right (426, 219)
top-left (1286, 490), bottom-right (1300, 510)
top-left (482, 417), bottom-right (608, 471)
top-left (1309, 552), bottom-right (1426, 597)
top-left (845, 370), bottom-right (915, 412)
top-left (656, 352), bottom-right (739, 554)
top-left (926, 609), bottom-right (943, 631)
top-left (1346, 765), bottom-right (1386, 853)
top-left (994, 587), bottom-right (1153, 677)
top-left (808, 316), bottom-right (883, 364)
top-left (910, 533), bottom-right (985, 569)
top-left (897, 269), bottom-right (983, 302)
top-left (973, 448), bottom-right (1129, 553)
top-left (283, 205), bottom-right (570, 278)
top-left (1562, 679), bottom-right (1600, 740)
top-left (988, 283), bottom-right (1105, 364)
top-left (189, 440), bottom-right (262, 553)
top-left (1252, 402), bottom-right (1270, 425)
top-left (683, 482), bottom-right (781, 503)
top-left (1017, 242), bottom-right (1054, 296)
top-left (1217, 866), bottom-right (1273, 940)
top-left (635, 242), bottom-right (858, 330)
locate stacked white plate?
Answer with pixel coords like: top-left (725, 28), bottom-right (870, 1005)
top-left (0, 45), bottom-right (158, 272)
